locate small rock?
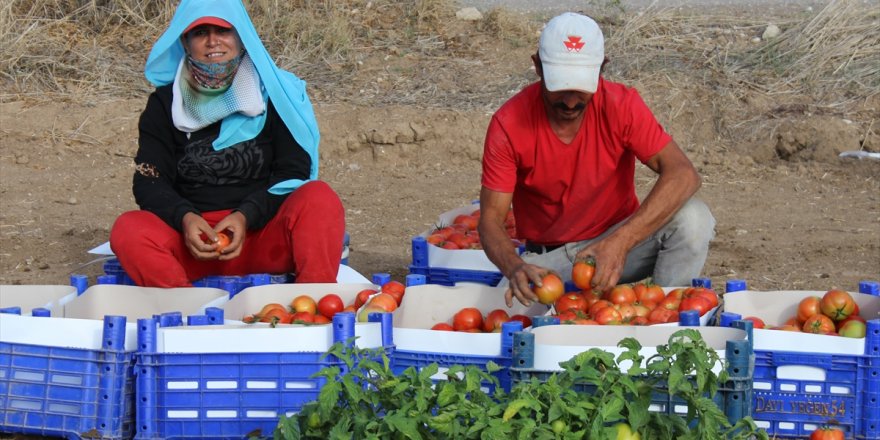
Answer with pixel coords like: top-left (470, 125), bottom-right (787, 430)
top-left (456, 7), bottom-right (483, 21)
top-left (68, 197), bottom-right (78, 205)
top-left (15, 155), bottom-right (29, 164)
top-left (750, 36), bottom-right (762, 44)
top-left (762, 24), bottom-right (781, 40)
top-left (348, 163), bottom-right (361, 172)
top-left (38, 262), bottom-right (49, 270)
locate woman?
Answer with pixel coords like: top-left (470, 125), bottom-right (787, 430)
top-left (110, 0), bottom-right (345, 287)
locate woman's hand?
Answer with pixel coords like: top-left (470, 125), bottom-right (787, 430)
top-left (213, 211), bottom-right (247, 260)
top-left (182, 212), bottom-right (222, 260)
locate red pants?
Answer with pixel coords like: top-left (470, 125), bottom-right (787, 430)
top-left (109, 181), bottom-right (345, 287)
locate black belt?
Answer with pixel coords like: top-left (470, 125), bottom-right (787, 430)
top-left (524, 243), bottom-right (565, 254)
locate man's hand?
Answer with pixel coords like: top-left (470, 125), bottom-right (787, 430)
top-left (574, 233), bottom-right (631, 292)
top-left (213, 211), bottom-right (247, 260)
top-left (504, 261), bottom-right (550, 307)
top-left (182, 212), bottom-right (221, 261)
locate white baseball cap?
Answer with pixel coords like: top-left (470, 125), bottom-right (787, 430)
top-left (538, 13), bottom-right (605, 93)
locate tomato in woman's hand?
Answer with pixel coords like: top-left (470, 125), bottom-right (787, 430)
top-left (215, 231), bottom-right (231, 252)
top-left (534, 273), bottom-right (565, 305)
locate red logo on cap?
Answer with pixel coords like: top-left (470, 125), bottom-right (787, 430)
top-left (563, 36), bottom-right (585, 52)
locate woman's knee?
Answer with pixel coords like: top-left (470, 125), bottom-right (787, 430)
top-left (287, 181), bottom-right (344, 214)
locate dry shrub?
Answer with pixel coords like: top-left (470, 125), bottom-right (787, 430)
top-left (1, 0), bottom-right (877, 116)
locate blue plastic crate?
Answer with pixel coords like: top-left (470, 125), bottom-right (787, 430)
top-left (391, 320), bottom-right (524, 393)
top-left (407, 263), bottom-right (504, 287)
top-left (134, 311), bottom-right (394, 440)
top-left (508, 321), bottom-right (754, 427)
top-left (721, 280), bottom-right (880, 439)
top-left (0, 315), bottom-right (135, 439)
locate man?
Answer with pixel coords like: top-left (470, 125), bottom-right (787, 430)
top-left (478, 12), bottom-right (715, 307)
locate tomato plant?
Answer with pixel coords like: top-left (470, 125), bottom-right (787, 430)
top-left (452, 307), bottom-right (483, 331)
top-left (534, 272), bottom-right (564, 305)
top-left (819, 289), bottom-right (856, 321)
top-left (316, 294), bottom-right (344, 319)
top-left (571, 258), bottom-right (595, 290)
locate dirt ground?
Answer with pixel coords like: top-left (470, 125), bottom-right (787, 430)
top-left (0, 1), bottom-right (878, 296)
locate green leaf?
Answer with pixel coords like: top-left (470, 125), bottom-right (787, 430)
top-left (503, 398), bottom-right (532, 421)
top-left (383, 412), bottom-right (422, 439)
top-left (273, 415), bottom-right (302, 440)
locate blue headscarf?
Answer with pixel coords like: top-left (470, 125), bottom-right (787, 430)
top-left (144, 0), bottom-right (319, 194)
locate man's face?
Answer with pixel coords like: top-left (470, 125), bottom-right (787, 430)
top-left (541, 85), bottom-right (593, 122)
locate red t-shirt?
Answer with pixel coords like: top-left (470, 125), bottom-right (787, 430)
top-left (481, 78), bottom-right (672, 244)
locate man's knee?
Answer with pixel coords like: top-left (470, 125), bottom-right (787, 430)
top-left (667, 198), bottom-right (715, 244)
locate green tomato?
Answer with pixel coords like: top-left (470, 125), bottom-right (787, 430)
top-left (614, 422), bottom-right (641, 440)
top-left (307, 411), bottom-right (322, 429)
top-left (551, 419), bottom-right (567, 434)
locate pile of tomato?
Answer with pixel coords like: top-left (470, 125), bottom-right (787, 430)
top-left (241, 280), bottom-right (406, 326)
top-left (430, 307), bottom-right (533, 333)
top-left (425, 208), bottom-right (522, 250)
top-left (743, 289), bottom-right (867, 338)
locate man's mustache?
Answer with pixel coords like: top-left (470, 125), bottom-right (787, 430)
top-left (553, 102), bottom-right (586, 112)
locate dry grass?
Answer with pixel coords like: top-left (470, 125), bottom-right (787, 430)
top-left (1, 0), bottom-right (877, 115)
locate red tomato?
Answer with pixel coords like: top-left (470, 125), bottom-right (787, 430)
top-left (508, 314), bottom-right (532, 328)
top-left (354, 289), bottom-right (378, 309)
top-left (629, 316), bottom-right (649, 326)
top-left (588, 300), bottom-right (613, 319)
top-left (215, 231), bottom-right (231, 252)
top-left (666, 288), bottom-right (687, 300)
top-left (312, 314), bottom-right (331, 324)
top-left (632, 303), bottom-right (652, 318)
top-left (431, 322), bottom-right (454, 331)
top-left (482, 309), bottom-right (510, 332)
top-left (290, 295), bottom-right (317, 315)
top-left (809, 427), bottom-right (845, 440)
top-left (290, 311), bottom-right (315, 324)
top-left (742, 316), bottom-right (766, 329)
top-left (802, 314), bottom-right (836, 334)
top-left (679, 296), bottom-right (713, 317)
top-left (615, 303), bottom-right (637, 323)
top-left (534, 273), bottom-right (565, 305)
top-left (605, 285), bottom-right (637, 305)
top-left (453, 214), bottom-right (479, 231)
top-left (261, 308), bottom-right (290, 324)
top-left (571, 259), bottom-right (595, 290)
top-left (797, 296), bottom-right (822, 323)
top-left (593, 306), bottom-right (622, 325)
top-left (367, 293), bottom-right (398, 313)
top-left (648, 307), bottom-right (678, 324)
top-left (634, 282), bottom-right (665, 304)
top-left (657, 295), bottom-right (681, 311)
top-left (688, 287), bottom-right (719, 310)
top-left (554, 293), bottom-right (588, 314)
top-left (317, 294), bottom-right (344, 319)
top-left (381, 281), bottom-right (406, 306)
top-left (453, 308), bottom-right (483, 331)
top-left (258, 302), bottom-right (286, 318)
top-left (820, 289), bottom-right (856, 321)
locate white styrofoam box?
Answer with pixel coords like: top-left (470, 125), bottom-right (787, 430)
top-left (527, 324), bottom-right (747, 373)
top-left (63, 284), bottom-right (229, 321)
top-left (392, 283), bottom-right (547, 356)
top-left (153, 320), bottom-right (385, 353)
top-left (0, 314), bottom-right (139, 351)
top-left (418, 204), bottom-right (500, 272)
top-left (221, 283), bottom-right (378, 323)
top-left (0, 285), bottom-right (78, 315)
top-left (723, 289), bottom-right (880, 355)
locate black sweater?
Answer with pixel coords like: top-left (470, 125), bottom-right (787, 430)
top-left (133, 84), bottom-right (311, 231)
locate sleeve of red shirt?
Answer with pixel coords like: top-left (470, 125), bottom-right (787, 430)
top-left (619, 89), bottom-right (673, 164)
top-left (481, 114), bottom-right (518, 193)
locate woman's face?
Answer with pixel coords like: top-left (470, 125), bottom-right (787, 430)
top-left (183, 24), bottom-right (242, 64)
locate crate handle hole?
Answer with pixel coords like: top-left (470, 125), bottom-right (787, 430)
top-left (103, 394), bottom-right (108, 400)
